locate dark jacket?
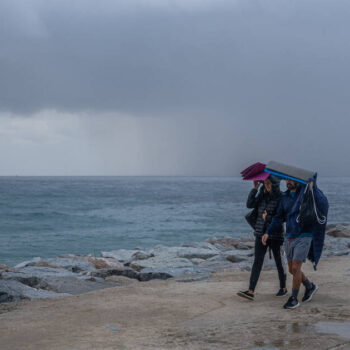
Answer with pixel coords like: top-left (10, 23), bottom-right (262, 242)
top-left (246, 178), bottom-right (283, 240)
top-left (267, 180), bottom-right (328, 269)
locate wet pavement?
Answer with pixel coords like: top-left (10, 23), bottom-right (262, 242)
top-left (313, 321), bottom-right (350, 339)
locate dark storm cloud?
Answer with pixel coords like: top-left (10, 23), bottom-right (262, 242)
top-left (0, 0), bottom-right (350, 176)
top-left (1, 0), bottom-right (350, 118)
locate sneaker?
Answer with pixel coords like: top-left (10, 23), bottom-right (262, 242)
top-left (276, 288), bottom-right (288, 297)
top-left (302, 283), bottom-right (319, 302)
top-left (283, 296), bottom-right (300, 309)
top-left (237, 290), bottom-right (254, 301)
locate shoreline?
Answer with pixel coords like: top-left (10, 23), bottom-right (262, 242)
top-left (0, 255), bottom-right (350, 349)
top-left (1, 223), bottom-right (349, 303)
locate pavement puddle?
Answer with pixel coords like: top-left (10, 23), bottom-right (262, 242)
top-left (313, 321), bottom-right (350, 339)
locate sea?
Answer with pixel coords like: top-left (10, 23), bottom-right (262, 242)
top-left (0, 176), bottom-right (349, 266)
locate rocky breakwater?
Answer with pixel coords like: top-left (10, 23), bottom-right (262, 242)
top-left (1, 223), bottom-right (349, 303)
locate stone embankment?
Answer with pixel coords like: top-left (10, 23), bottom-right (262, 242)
top-left (1, 223), bottom-right (349, 303)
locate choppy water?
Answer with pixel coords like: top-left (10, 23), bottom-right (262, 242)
top-left (0, 176), bottom-right (349, 266)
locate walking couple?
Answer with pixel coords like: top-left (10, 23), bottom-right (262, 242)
top-left (237, 163), bottom-right (329, 309)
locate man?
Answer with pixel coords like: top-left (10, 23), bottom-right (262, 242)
top-left (262, 178), bottom-right (328, 309)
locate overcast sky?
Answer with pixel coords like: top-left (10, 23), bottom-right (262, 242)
top-left (0, 0), bottom-right (349, 176)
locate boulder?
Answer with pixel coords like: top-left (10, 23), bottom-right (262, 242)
top-left (14, 257), bottom-right (42, 269)
top-left (130, 256), bottom-right (193, 271)
top-left (0, 264), bottom-right (12, 272)
top-left (100, 249), bottom-right (141, 262)
top-left (87, 257), bottom-right (124, 269)
top-left (206, 237), bottom-right (255, 250)
top-left (176, 247), bottom-right (219, 260)
top-left (148, 245), bottom-right (219, 260)
top-left (190, 258), bottom-right (206, 265)
top-left (323, 236), bottom-right (350, 257)
top-left (197, 255), bottom-right (242, 272)
top-left (224, 249), bottom-right (254, 257)
top-left (91, 267), bottom-right (139, 280)
top-left (236, 242), bottom-right (255, 250)
top-left (131, 251), bottom-right (154, 260)
top-left (1, 266), bottom-right (88, 288)
top-left (225, 254), bottom-right (249, 263)
top-left (138, 271), bottom-right (173, 281)
top-left (139, 266), bottom-right (204, 279)
top-left (181, 241), bottom-right (219, 251)
top-left (35, 257), bottom-right (95, 272)
top-left (326, 224), bottom-right (350, 238)
top-left (104, 275), bottom-right (138, 285)
top-left (0, 280), bottom-right (69, 303)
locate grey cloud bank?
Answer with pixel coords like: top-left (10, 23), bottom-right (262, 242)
top-left (0, 0), bottom-right (349, 175)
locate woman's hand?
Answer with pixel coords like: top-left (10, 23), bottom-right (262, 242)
top-left (262, 234), bottom-right (269, 246)
top-left (262, 210), bottom-right (267, 221)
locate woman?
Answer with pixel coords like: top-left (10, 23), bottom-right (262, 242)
top-left (237, 175), bottom-right (287, 300)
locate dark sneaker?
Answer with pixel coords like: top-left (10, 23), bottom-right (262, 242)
top-left (276, 288), bottom-right (288, 297)
top-left (302, 283), bottom-right (319, 302)
top-left (283, 296), bottom-right (300, 309)
top-left (237, 290), bottom-right (254, 301)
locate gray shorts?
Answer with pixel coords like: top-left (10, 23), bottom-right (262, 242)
top-left (284, 237), bottom-right (312, 263)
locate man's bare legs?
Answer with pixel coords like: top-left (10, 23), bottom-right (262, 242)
top-left (287, 260), bottom-right (315, 302)
top-left (288, 261), bottom-right (306, 290)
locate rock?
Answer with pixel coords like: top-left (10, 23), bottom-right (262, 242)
top-left (1, 266), bottom-right (88, 288)
top-left (190, 258), bottom-right (205, 265)
top-left (225, 254), bottom-right (249, 263)
top-left (206, 237), bottom-right (255, 250)
top-left (91, 267), bottom-right (139, 280)
top-left (177, 247), bottom-right (219, 260)
top-left (0, 264), bottom-right (108, 295)
top-left (138, 271), bottom-right (173, 281)
top-left (181, 242), bottom-right (219, 251)
top-left (139, 266), bottom-right (205, 279)
top-left (0, 264), bottom-right (12, 272)
top-left (147, 245), bottom-right (219, 261)
top-left (197, 255), bottom-right (242, 272)
top-left (327, 223), bottom-right (349, 230)
top-left (87, 257), bottom-right (124, 269)
top-left (0, 280), bottom-right (69, 302)
top-left (14, 257), bottom-right (42, 269)
top-left (130, 256), bottom-right (193, 271)
top-left (131, 251), bottom-right (154, 260)
top-left (224, 249), bottom-right (254, 257)
top-left (326, 224), bottom-right (350, 238)
top-left (100, 249), bottom-right (141, 262)
top-left (239, 262), bottom-right (252, 271)
top-left (35, 257), bottom-right (95, 272)
top-left (206, 237), bottom-right (238, 248)
top-left (104, 275), bottom-right (138, 285)
top-left (236, 243), bottom-right (254, 250)
top-left (332, 250), bottom-right (350, 257)
top-left (323, 236), bottom-right (350, 258)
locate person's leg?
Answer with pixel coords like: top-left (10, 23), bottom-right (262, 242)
top-left (291, 260), bottom-right (303, 297)
top-left (283, 259), bottom-right (303, 309)
top-left (290, 237), bottom-right (313, 300)
top-left (288, 261), bottom-right (293, 275)
top-left (270, 241), bottom-right (286, 290)
top-left (285, 239), bottom-right (293, 278)
top-left (248, 237), bottom-right (268, 293)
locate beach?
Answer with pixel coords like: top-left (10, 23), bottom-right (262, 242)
top-left (1, 254), bottom-right (350, 350)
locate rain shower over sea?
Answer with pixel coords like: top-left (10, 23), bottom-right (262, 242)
top-left (1, 176), bottom-right (349, 266)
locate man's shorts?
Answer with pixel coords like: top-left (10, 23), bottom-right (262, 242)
top-left (284, 237), bottom-right (312, 263)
